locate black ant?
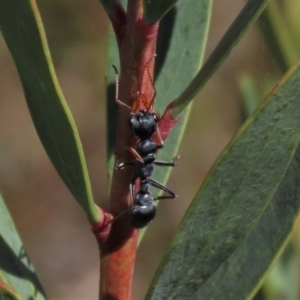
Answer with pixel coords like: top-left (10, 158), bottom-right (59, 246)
top-left (113, 55), bottom-right (178, 228)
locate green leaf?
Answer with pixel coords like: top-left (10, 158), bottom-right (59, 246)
top-left (239, 74), bottom-right (260, 118)
top-left (262, 244), bottom-right (299, 300)
top-left (98, 0), bottom-right (115, 16)
top-left (0, 195), bottom-right (46, 300)
top-left (172, 0), bottom-right (270, 116)
top-left (146, 60), bottom-right (300, 299)
top-left (259, 1), bottom-right (299, 73)
top-left (143, 0), bottom-right (178, 23)
top-left (0, 0), bottom-right (99, 221)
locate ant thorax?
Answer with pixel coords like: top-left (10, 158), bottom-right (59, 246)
top-left (128, 109), bottom-right (158, 139)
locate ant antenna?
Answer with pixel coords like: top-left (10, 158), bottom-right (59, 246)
top-left (112, 65), bottom-right (132, 111)
top-left (138, 54), bottom-right (157, 111)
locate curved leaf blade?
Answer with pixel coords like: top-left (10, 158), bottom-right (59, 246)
top-left (0, 0), bottom-right (99, 221)
top-left (146, 60), bottom-right (300, 299)
top-left (172, 0), bottom-right (270, 116)
top-left (0, 195), bottom-right (46, 300)
top-left (259, 1), bottom-right (298, 74)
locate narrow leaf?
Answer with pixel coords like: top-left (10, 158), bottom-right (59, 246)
top-left (259, 1), bottom-right (298, 73)
top-left (0, 195), bottom-right (46, 300)
top-left (146, 60), bottom-right (300, 299)
top-left (172, 0), bottom-right (270, 116)
top-left (239, 74), bottom-right (260, 118)
top-left (0, 0), bottom-right (99, 221)
top-left (143, 0), bottom-right (178, 23)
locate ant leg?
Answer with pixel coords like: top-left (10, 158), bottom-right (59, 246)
top-left (141, 91), bottom-right (148, 111)
top-left (155, 127), bottom-right (164, 148)
top-left (154, 195), bottom-right (178, 200)
top-left (137, 54), bottom-right (157, 111)
top-left (141, 54), bottom-right (157, 111)
top-left (129, 147), bottom-right (144, 163)
top-left (154, 161), bottom-right (176, 167)
top-left (154, 155), bottom-right (181, 167)
top-left (108, 207), bottom-right (134, 224)
top-left (112, 65), bottom-right (132, 111)
top-left (115, 161), bottom-right (135, 170)
top-left (129, 179), bottom-right (135, 206)
top-left (148, 178), bottom-right (177, 199)
top-left (145, 54), bottom-right (157, 111)
top-left (115, 147), bottom-right (144, 170)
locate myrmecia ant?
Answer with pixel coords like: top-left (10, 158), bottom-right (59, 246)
top-left (113, 55), bottom-right (179, 228)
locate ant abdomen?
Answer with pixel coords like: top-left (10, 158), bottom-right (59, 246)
top-left (130, 192), bottom-right (156, 228)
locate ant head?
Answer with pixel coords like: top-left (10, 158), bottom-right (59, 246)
top-left (128, 110), bottom-right (158, 139)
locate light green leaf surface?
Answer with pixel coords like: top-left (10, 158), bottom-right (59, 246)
top-left (0, 195), bottom-right (46, 300)
top-left (173, 0), bottom-right (270, 116)
top-left (262, 244), bottom-right (299, 300)
top-left (239, 74), bottom-right (261, 118)
top-left (146, 60), bottom-right (300, 299)
top-left (142, 0), bottom-right (178, 23)
top-left (0, 0), bottom-right (99, 221)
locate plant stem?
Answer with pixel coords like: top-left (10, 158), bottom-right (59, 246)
top-left (98, 1), bottom-right (159, 299)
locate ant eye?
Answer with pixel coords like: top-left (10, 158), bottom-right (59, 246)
top-left (153, 113), bottom-right (160, 121)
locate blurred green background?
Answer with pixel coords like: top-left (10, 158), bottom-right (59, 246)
top-left (0, 0), bottom-right (297, 299)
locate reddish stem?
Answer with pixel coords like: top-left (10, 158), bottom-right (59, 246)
top-left (108, 1), bottom-right (127, 50)
top-left (99, 1), bottom-right (159, 300)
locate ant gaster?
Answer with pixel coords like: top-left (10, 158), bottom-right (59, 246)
top-left (113, 55), bottom-right (178, 228)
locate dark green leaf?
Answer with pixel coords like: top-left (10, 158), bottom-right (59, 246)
top-left (0, 0), bottom-right (99, 221)
top-left (146, 60), bottom-right (300, 299)
top-left (143, 0), bottom-right (178, 23)
top-left (0, 195), bottom-right (46, 300)
top-left (98, 0), bottom-right (115, 16)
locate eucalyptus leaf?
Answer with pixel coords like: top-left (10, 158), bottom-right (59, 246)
top-left (0, 0), bottom-right (99, 221)
top-left (259, 1), bottom-right (298, 73)
top-left (173, 0), bottom-right (270, 116)
top-left (0, 195), bottom-right (46, 300)
top-left (146, 60), bottom-right (300, 299)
